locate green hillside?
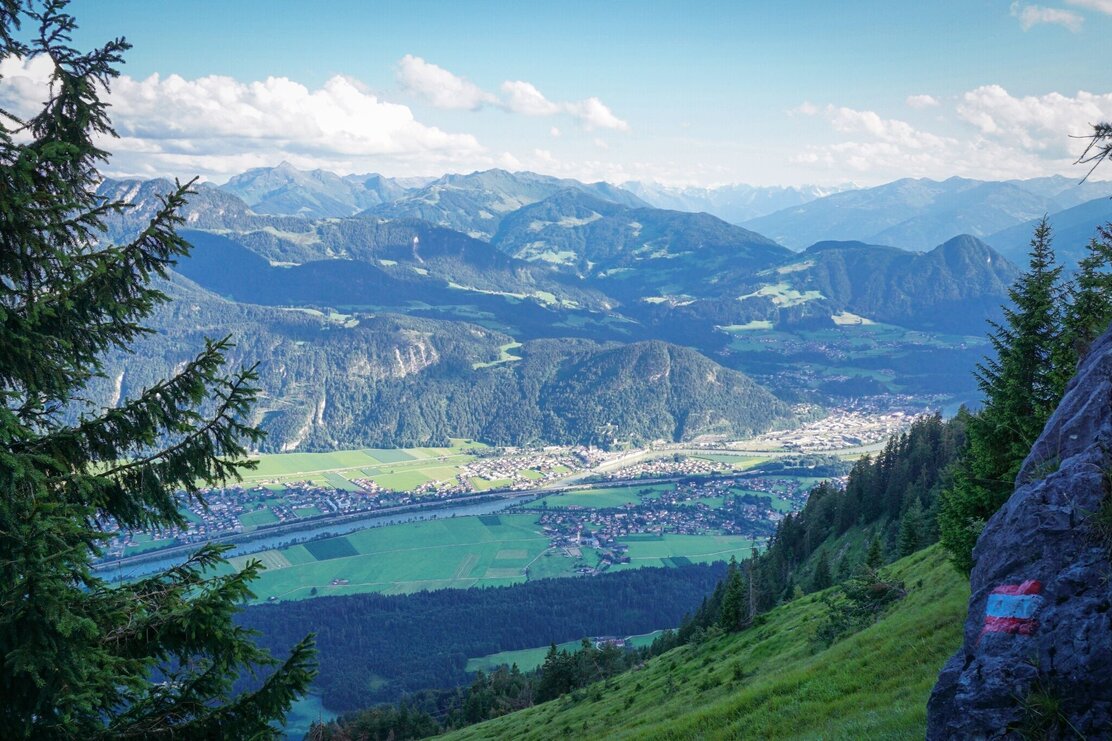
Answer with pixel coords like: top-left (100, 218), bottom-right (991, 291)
top-left (445, 546), bottom-right (967, 740)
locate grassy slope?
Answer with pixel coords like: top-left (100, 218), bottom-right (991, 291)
top-left (446, 545), bottom-right (967, 740)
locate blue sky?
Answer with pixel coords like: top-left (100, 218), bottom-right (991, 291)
top-left (7, 0), bottom-right (1108, 185)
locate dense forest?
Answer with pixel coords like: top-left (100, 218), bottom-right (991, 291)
top-left (79, 280), bottom-right (794, 451)
top-left (238, 562), bottom-right (727, 711)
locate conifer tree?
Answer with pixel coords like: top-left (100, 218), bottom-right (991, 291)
top-left (938, 218), bottom-right (1065, 573)
top-left (1052, 225), bottom-right (1112, 392)
top-left (809, 549), bottom-right (833, 593)
top-left (897, 497), bottom-right (924, 557)
top-left (718, 556), bottom-right (745, 631)
top-left (865, 535), bottom-right (884, 570)
top-left (0, 2), bottom-right (314, 736)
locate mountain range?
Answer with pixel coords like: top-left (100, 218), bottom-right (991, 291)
top-left (83, 165), bottom-right (1054, 450)
top-left (742, 175), bottom-right (1112, 251)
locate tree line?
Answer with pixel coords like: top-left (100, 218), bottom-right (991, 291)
top-left (238, 562), bottom-right (727, 712)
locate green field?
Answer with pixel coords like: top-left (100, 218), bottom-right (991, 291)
top-left (239, 508), bottom-right (279, 528)
top-left (525, 484), bottom-right (674, 509)
top-left (239, 440), bottom-right (486, 491)
top-left (610, 534), bottom-right (761, 569)
top-left (692, 453), bottom-right (772, 470)
top-left (225, 514), bottom-right (553, 600)
top-left (446, 547), bottom-right (967, 740)
top-left (731, 488), bottom-right (794, 513)
top-left (466, 629), bottom-right (668, 674)
top-left (371, 469), bottom-right (432, 490)
top-left (123, 533), bottom-right (177, 556)
top-left (472, 341), bottom-right (524, 369)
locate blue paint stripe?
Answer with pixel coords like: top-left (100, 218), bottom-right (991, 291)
top-left (986, 593), bottom-right (1042, 619)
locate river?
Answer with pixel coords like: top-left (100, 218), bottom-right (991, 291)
top-left (95, 493), bottom-right (535, 582)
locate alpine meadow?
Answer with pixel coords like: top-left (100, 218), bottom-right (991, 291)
top-left (3, 1), bottom-right (1112, 739)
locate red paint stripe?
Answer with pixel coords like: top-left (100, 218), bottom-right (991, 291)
top-left (991, 580), bottom-right (1042, 596)
top-left (982, 616), bottom-right (1038, 635)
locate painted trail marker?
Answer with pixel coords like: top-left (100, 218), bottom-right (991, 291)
top-left (980, 579), bottom-right (1043, 638)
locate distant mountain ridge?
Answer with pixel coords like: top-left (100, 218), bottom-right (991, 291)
top-left (491, 189), bottom-right (791, 299)
top-left (221, 161), bottom-right (422, 218)
top-left (985, 194), bottom-right (1112, 268)
top-left (622, 180), bottom-right (857, 223)
top-left (743, 175), bottom-right (1112, 251)
top-left (356, 169), bottom-right (649, 240)
top-left (782, 235), bottom-right (1019, 332)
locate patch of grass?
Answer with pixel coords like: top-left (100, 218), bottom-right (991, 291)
top-left (364, 448), bottom-right (416, 464)
top-left (239, 509), bottom-right (279, 528)
top-left (304, 537), bottom-right (359, 561)
top-left (609, 534), bottom-right (761, 569)
top-left (223, 515), bottom-right (551, 601)
top-left (445, 546), bottom-right (968, 740)
top-left (526, 485), bottom-right (673, 510)
top-left (372, 470), bottom-right (431, 491)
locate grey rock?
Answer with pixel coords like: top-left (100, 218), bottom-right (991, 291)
top-left (927, 326), bottom-right (1112, 739)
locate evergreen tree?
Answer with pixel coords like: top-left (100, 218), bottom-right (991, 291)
top-left (0, 2), bottom-right (314, 736)
top-left (718, 557), bottom-right (745, 631)
top-left (809, 549), bottom-right (833, 592)
top-left (1052, 225), bottom-right (1112, 391)
top-left (897, 497), bottom-right (924, 557)
top-left (938, 218), bottom-right (1065, 574)
top-left (865, 535), bottom-right (884, 570)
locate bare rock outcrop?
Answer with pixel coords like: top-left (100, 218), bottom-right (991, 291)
top-left (928, 327), bottom-right (1112, 737)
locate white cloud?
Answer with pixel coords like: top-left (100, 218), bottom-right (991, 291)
top-left (549, 126), bottom-right (561, 137)
top-left (500, 80), bottom-right (629, 130)
top-left (1066, 0), bottom-right (1112, 14)
top-left (1010, 2), bottom-right (1084, 31)
top-left (395, 54), bottom-right (495, 110)
top-left (792, 87), bottom-right (1112, 182)
top-left (566, 97), bottom-right (630, 132)
top-left (0, 53), bottom-right (54, 120)
top-left (393, 57), bottom-right (629, 131)
top-left (0, 54), bottom-right (487, 180)
top-left (824, 105), bottom-right (947, 150)
top-left (791, 101), bottom-right (819, 116)
top-left (906, 94), bottom-right (940, 109)
top-left (957, 85), bottom-right (1112, 155)
top-left (500, 80), bottom-right (561, 116)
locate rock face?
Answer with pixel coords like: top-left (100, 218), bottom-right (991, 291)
top-left (928, 327), bottom-right (1112, 738)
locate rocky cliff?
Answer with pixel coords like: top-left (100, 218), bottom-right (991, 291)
top-left (928, 327), bottom-right (1112, 737)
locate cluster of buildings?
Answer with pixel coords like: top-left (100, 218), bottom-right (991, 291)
top-left (532, 475), bottom-right (816, 571)
top-left (601, 456), bottom-right (730, 481)
top-left (103, 480), bottom-right (389, 559)
top-left (458, 448), bottom-right (602, 489)
top-left (738, 407), bottom-right (922, 452)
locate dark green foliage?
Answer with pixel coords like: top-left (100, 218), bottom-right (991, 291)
top-left (814, 567), bottom-right (907, 646)
top-left (0, 3), bottom-right (313, 736)
top-left (1057, 224), bottom-right (1112, 369)
top-left (313, 703), bottom-right (440, 741)
top-left (238, 562), bottom-right (726, 711)
top-left (313, 639), bottom-right (641, 739)
top-left (809, 549), bottom-right (833, 593)
top-left (865, 536), bottom-right (884, 570)
top-left (897, 497), bottom-right (925, 557)
top-left (718, 557), bottom-right (747, 631)
top-left (938, 217), bottom-right (1112, 573)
